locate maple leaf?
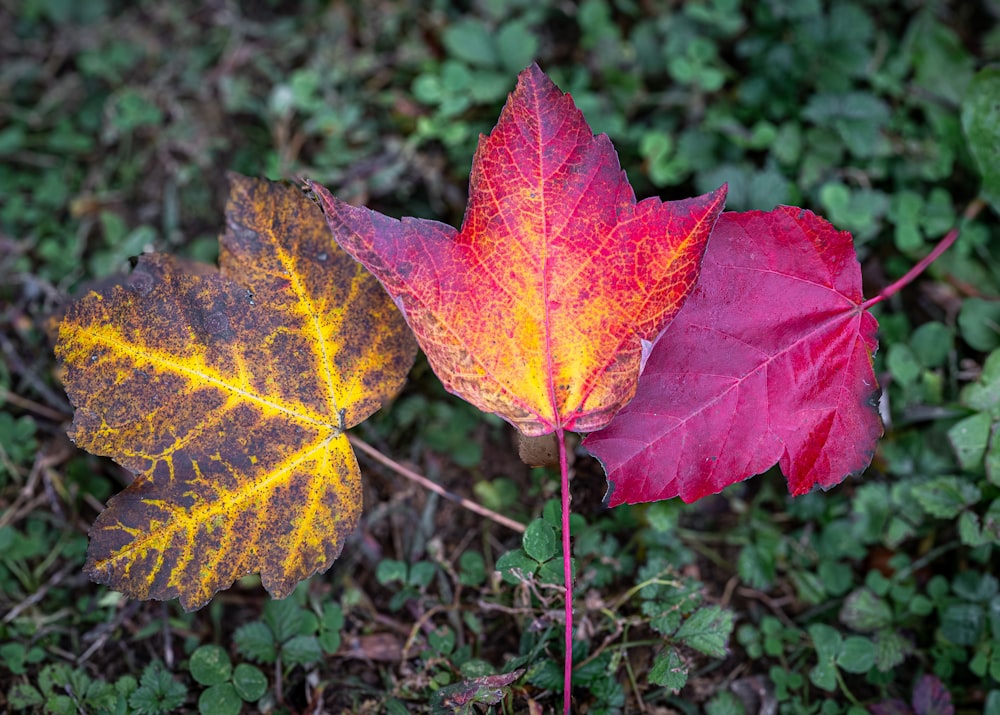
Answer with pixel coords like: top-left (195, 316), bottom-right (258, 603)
top-left (308, 65), bottom-right (724, 712)
top-left (55, 175), bottom-right (417, 610)
top-left (584, 207), bottom-right (882, 505)
top-left (307, 64), bottom-right (726, 437)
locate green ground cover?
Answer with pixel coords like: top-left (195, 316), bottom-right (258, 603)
top-left (2, 1), bottom-right (1000, 712)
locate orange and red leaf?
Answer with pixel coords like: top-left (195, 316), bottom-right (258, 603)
top-left (309, 64), bottom-right (726, 436)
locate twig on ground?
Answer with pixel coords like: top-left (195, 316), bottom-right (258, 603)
top-left (348, 434), bottom-right (526, 534)
top-left (0, 386), bottom-right (68, 422)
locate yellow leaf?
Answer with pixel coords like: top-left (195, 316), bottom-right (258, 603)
top-left (56, 175), bottom-right (417, 610)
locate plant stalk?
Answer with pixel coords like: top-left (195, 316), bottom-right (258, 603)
top-left (557, 427), bottom-right (572, 715)
top-left (347, 434), bottom-right (525, 534)
top-left (861, 198), bottom-right (985, 309)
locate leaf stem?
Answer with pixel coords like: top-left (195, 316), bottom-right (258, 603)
top-left (557, 427), bottom-right (573, 715)
top-left (861, 198), bottom-right (985, 310)
top-left (346, 435), bottom-right (526, 534)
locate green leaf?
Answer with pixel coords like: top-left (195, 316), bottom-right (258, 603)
top-left (645, 602), bottom-right (683, 636)
top-left (973, 648), bottom-right (990, 677)
top-left (737, 543), bottom-right (775, 590)
top-left (909, 592), bottom-right (934, 617)
top-left (281, 635), bottom-right (322, 666)
top-left (791, 569), bottom-right (826, 605)
top-left (887, 343), bottom-right (922, 385)
top-left (987, 441), bottom-right (1000, 488)
top-left (648, 647), bottom-right (687, 690)
top-left (758, 617), bottom-right (794, 657)
top-left (952, 571), bottom-right (998, 601)
top-left (473, 476), bottom-right (519, 513)
top-left (962, 349), bottom-right (1000, 413)
top-left (921, 188), bottom-right (956, 236)
top-left (523, 519), bottom-right (557, 562)
top-left (959, 510), bottom-right (989, 547)
top-left (809, 623), bottom-right (842, 658)
top-left (376, 559), bottom-right (408, 585)
top-left (927, 575), bottom-right (951, 603)
top-left (675, 605), bottom-right (733, 658)
top-left (129, 662), bottom-right (187, 715)
top-left (263, 598), bottom-right (304, 643)
top-left (428, 626), bottom-right (456, 656)
top-left (808, 623), bottom-right (841, 692)
top-left (109, 88), bottom-right (164, 132)
top-left (442, 19), bottom-right (498, 68)
top-left (0, 642), bottom-right (27, 674)
top-left (986, 690), bottom-right (1000, 715)
top-left (962, 67), bottom-right (1000, 214)
top-left (941, 602), bottom-right (984, 645)
top-left (459, 550), bottom-right (487, 586)
top-left (526, 659), bottom-right (564, 691)
top-left (803, 91), bottom-right (891, 158)
top-left (774, 666), bottom-right (807, 700)
top-left (910, 322), bottom-right (953, 368)
top-left (958, 299), bottom-right (1000, 353)
top-left (234, 622), bottom-right (277, 664)
top-left (818, 560), bottom-right (854, 597)
top-left (949, 412), bottom-right (992, 471)
top-left (837, 636), bottom-right (876, 673)
top-left (907, 9), bottom-right (974, 103)
top-left (809, 661), bottom-right (838, 692)
top-left (706, 691), bottom-right (747, 715)
top-left (0, 125), bottom-right (26, 156)
top-left (319, 603), bottom-right (344, 654)
top-left (536, 557), bottom-right (569, 586)
top-left (408, 561), bottom-right (436, 588)
top-left (696, 163), bottom-right (790, 212)
top-left (459, 659), bottom-right (494, 678)
top-left (189, 645), bottom-right (232, 686)
top-left (38, 663), bottom-right (68, 697)
top-left (8, 683), bottom-right (43, 709)
top-left (914, 476), bottom-right (981, 519)
top-left (495, 548), bottom-right (537, 584)
top-left (874, 629), bottom-right (911, 672)
top-left (0, 414), bottom-right (37, 474)
top-left (496, 21), bottom-right (538, 75)
top-left (810, 182), bottom-right (888, 240)
top-left (232, 663), bottom-right (267, 702)
top-left (839, 588), bottom-right (893, 632)
top-left (890, 190), bottom-right (924, 254)
top-left (385, 698), bottom-right (409, 715)
top-left (541, 499), bottom-right (561, 527)
top-left (45, 694), bottom-right (76, 715)
top-left (198, 683), bottom-right (241, 715)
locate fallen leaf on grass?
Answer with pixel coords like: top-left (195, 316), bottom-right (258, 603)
top-left (585, 207), bottom-right (882, 504)
top-left (431, 669), bottom-right (526, 713)
top-left (309, 64), bottom-right (726, 437)
top-left (56, 175), bottom-right (416, 609)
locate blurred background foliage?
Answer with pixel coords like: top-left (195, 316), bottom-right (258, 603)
top-left (3, 0), bottom-right (1000, 713)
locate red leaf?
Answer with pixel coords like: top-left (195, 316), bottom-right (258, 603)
top-left (911, 674), bottom-right (954, 715)
top-left (308, 64), bottom-right (725, 436)
top-left (585, 207), bottom-right (882, 505)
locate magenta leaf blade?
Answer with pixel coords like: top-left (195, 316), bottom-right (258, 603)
top-left (585, 206), bottom-right (883, 505)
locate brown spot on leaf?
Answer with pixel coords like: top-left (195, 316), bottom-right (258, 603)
top-left (203, 311), bottom-right (229, 335)
top-left (127, 271), bottom-right (155, 297)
